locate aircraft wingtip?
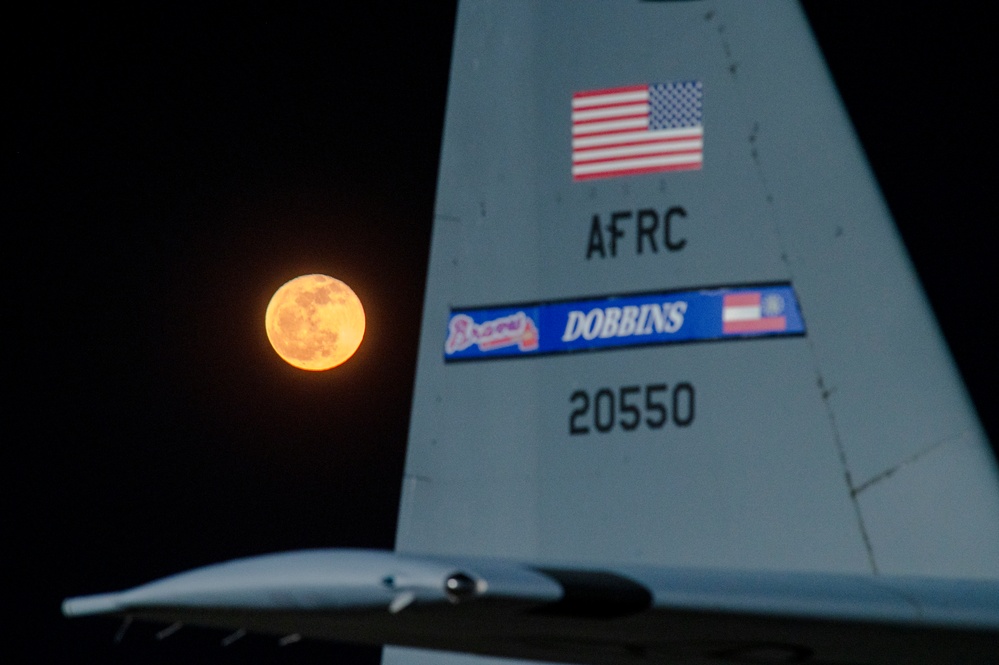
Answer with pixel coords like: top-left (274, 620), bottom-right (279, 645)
top-left (62, 592), bottom-right (122, 617)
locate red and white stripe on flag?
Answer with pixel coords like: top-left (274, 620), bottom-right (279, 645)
top-left (572, 84), bottom-right (702, 181)
top-left (722, 292), bottom-right (787, 334)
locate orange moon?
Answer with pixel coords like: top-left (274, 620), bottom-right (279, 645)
top-left (265, 274), bottom-right (365, 371)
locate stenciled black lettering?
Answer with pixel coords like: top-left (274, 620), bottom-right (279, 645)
top-left (594, 388), bottom-right (615, 432)
top-left (586, 215), bottom-right (606, 259)
top-left (673, 382), bottom-right (695, 426)
top-left (619, 386), bottom-right (641, 430)
top-left (584, 207), bottom-right (688, 259)
top-left (664, 206), bottom-right (687, 251)
top-left (568, 383), bottom-right (695, 435)
top-left (636, 209), bottom-right (658, 254)
top-left (645, 384), bottom-right (667, 429)
top-left (607, 211), bottom-right (630, 257)
top-left (570, 390), bottom-right (590, 435)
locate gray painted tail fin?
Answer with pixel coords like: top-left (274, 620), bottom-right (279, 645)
top-left (393, 0), bottom-right (999, 596)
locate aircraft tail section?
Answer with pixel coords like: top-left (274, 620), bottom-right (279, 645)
top-left (393, 0), bottom-right (999, 599)
top-left (61, 2), bottom-right (999, 663)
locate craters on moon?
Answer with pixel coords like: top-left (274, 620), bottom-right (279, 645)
top-left (265, 274), bottom-right (365, 371)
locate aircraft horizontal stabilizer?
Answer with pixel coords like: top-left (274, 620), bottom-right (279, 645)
top-left (63, 548), bottom-right (999, 664)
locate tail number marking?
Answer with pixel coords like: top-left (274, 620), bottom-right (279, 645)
top-left (569, 383), bottom-right (694, 435)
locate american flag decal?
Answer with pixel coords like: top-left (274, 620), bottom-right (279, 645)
top-left (572, 81), bottom-right (703, 181)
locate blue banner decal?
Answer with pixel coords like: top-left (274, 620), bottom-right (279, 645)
top-left (444, 284), bottom-right (805, 361)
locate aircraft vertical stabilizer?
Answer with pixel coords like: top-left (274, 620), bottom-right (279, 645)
top-left (387, 0), bottom-right (999, 661)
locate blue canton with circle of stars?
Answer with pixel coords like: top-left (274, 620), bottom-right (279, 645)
top-left (649, 81), bottom-right (703, 130)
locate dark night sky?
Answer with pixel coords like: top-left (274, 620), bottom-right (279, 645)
top-left (9, 3), bottom-right (997, 664)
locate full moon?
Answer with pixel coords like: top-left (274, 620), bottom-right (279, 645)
top-left (265, 274), bottom-right (365, 371)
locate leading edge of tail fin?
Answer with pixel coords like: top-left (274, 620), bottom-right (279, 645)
top-left (395, 0), bottom-right (999, 580)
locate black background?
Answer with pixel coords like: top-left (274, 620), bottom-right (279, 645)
top-left (9, 3), bottom-right (996, 664)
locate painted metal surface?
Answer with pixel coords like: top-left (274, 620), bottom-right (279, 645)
top-left (388, 0), bottom-right (999, 661)
top-left (396, 0), bottom-right (999, 577)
